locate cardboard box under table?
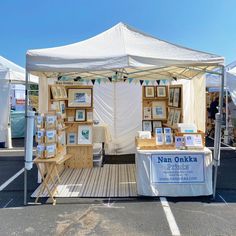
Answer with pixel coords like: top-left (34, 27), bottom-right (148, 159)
top-left (135, 147), bottom-right (212, 197)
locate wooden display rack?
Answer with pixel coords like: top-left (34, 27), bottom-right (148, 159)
top-left (142, 86), bottom-right (168, 134)
top-left (48, 84), bottom-right (93, 169)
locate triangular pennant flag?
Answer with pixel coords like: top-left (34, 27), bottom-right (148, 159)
top-left (140, 80), bottom-right (144, 85)
top-left (97, 78), bottom-right (101, 84)
top-left (145, 80), bottom-right (149, 85)
top-left (86, 80), bottom-right (90, 85)
top-left (128, 78), bottom-right (133, 83)
top-left (156, 80), bottom-right (160, 85)
top-left (91, 79), bottom-right (95, 85)
top-left (151, 80), bottom-right (155, 85)
top-left (108, 77), bottom-right (112, 82)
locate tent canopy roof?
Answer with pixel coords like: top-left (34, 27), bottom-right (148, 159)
top-left (26, 22), bottom-right (224, 80)
top-left (0, 56), bottom-right (38, 84)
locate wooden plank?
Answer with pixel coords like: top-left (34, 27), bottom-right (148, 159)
top-left (90, 167), bottom-right (101, 196)
top-left (70, 169), bottom-right (84, 197)
top-left (78, 168), bottom-right (92, 197)
top-left (83, 168), bottom-right (97, 197)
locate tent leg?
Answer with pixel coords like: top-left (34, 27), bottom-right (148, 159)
top-left (24, 72), bottom-right (29, 206)
top-left (213, 65), bottom-right (225, 199)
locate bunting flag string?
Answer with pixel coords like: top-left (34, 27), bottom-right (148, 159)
top-left (97, 78), bottom-right (101, 84)
top-left (140, 80), bottom-right (144, 85)
top-left (91, 79), bottom-right (95, 85)
top-left (144, 80), bottom-right (149, 85)
top-left (156, 80), bottom-right (160, 85)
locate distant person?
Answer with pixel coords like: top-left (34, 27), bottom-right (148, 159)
top-left (209, 97), bottom-right (219, 121)
top-left (228, 97), bottom-right (236, 143)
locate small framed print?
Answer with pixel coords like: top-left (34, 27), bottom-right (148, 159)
top-left (156, 134), bottom-right (164, 145)
top-left (61, 87), bottom-right (67, 98)
top-left (142, 121), bottom-right (152, 132)
top-left (156, 86), bottom-right (167, 98)
top-left (51, 101), bottom-right (60, 111)
top-left (51, 86), bottom-right (58, 99)
top-left (78, 125), bottom-right (92, 144)
top-left (164, 134), bottom-right (173, 144)
top-left (152, 121), bottom-right (162, 130)
top-left (86, 111), bottom-right (93, 122)
top-left (59, 101), bottom-right (66, 119)
top-left (67, 132), bottom-right (76, 145)
top-left (168, 88), bottom-right (174, 106)
top-left (75, 109), bottom-right (86, 121)
top-left (143, 107), bottom-right (152, 120)
top-left (152, 101), bottom-right (167, 120)
top-left (172, 110), bottom-right (181, 127)
top-left (68, 88), bottom-right (92, 107)
top-left (56, 86), bottom-right (62, 99)
top-left (155, 127), bottom-right (163, 135)
top-left (173, 87), bottom-right (180, 107)
top-left (144, 86), bottom-right (155, 98)
top-left (167, 108), bottom-right (175, 126)
top-left (164, 127), bottom-right (171, 134)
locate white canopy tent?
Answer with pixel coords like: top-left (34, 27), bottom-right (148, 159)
top-left (25, 22), bottom-right (225, 201)
top-left (0, 56), bottom-right (38, 147)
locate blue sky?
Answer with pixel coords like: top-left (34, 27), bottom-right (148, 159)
top-left (0, 0), bottom-right (235, 67)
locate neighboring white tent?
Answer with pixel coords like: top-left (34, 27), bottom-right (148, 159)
top-left (0, 56), bottom-right (38, 147)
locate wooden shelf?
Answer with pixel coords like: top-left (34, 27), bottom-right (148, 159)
top-left (50, 98), bottom-right (68, 101)
top-left (143, 119), bottom-right (167, 121)
top-left (163, 123), bottom-right (178, 129)
top-left (66, 107), bottom-right (93, 110)
top-left (66, 144), bottom-right (93, 147)
top-left (65, 121), bottom-right (93, 124)
top-left (143, 97), bottom-right (168, 100)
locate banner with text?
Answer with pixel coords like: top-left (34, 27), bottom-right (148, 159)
top-left (151, 153), bottom-right (205, 184)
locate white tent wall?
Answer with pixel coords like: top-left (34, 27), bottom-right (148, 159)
top-left (0, 71), bottom-right (10, 144)
top-left (94, 82), bottom-right (142, 154)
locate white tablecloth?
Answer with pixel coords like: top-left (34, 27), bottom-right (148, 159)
top-left (93, 124), bottom-right (112, 144)
top-left (135, 147), bottom-right (213, 197)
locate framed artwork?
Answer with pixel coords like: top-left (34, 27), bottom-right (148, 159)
top-left (156, 86), bottom-right (167, 98)
top-left (164, 127), bottom-right (171, 134)
top-left (168, 88), bottom-right (174, 106)
top-left (78, 125), bottom-right (92, 144)
top-left (144, 86), bottom-right (155, 98)
top-left (59, 101), bottom-right (66, 119)
top-left (164, 134), bottom-right (173, 144)
top-left (152, 101), bottom-right (167, 120)
top-left (172, 110), bottom-right (181, 126)
top-left (51, 101), bottom-right (60, 111)
top-left (86, 111), bottom-right (93, 122)
top-left (143, 107), bottom-right (152, 120)
top-left (56, 86), bottom-right (62, 99)
top-left (68, 88), bottom-right (92, 107)
top-left (173, 88), bottom-right (180, 107)
top-left (51, 86), bottom-right (58, 99)
top-left (156, 134), bottom-right (164, 145)
top-left (152, 121), bottom-right (162, 130)
top-left (142, 121), bottom-right (152, 132)
top-left (61, 87), bottom-right (67, 98)
top-left (45, 144), bottom-right (57, 158)
top-left (155, 127), bottom-right (163, 135)
top-left (167, 108), bottom-right (175, 126)
top-left (67, 132), bottom-right (76, 145)
top-left (75, 109), bottom-right (86, 121)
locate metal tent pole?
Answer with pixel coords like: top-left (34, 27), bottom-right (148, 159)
top-left (24, 72), bottom-right (29, 205)
top-left (213, 65), bottom-right (225, 199)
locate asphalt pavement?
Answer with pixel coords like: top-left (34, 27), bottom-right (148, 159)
top-left (0, 138), bottom-right (235, 236)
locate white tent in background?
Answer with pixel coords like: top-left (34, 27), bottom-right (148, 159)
top-left (0, 56), bottom-right (38, 147)
top-left (226, 61), bottom-right (236, 105)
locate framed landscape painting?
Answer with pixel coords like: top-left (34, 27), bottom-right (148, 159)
top-left (68, 88), bottom-right (92, 107)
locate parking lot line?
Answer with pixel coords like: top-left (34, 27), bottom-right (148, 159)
top-left (0, 168), bottom-right (24, 191)
top-left (160, 197), bottom-right (181, 236)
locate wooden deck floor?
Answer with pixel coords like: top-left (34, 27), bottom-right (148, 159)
top-left (31, 164), bottom-right (137, 198)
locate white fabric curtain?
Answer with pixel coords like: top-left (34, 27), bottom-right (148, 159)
top-left (94, 82), bottom-right (142, 154)
top-left (0, 71), bottom-right (10, 143)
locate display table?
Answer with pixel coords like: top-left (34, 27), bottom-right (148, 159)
top-left (34, 154), bottom-right (72, 205)
top-left (135, 147), bottom-right (213, 197)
